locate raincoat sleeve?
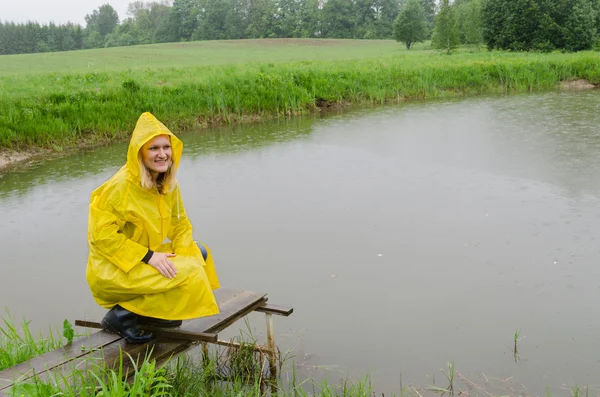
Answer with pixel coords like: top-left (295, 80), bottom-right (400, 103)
top-left (168, 184), bottom-right (200, 256)
top-left (168, 184), bottom-right (220, 290)
top-left (88, 185), bottom-right (149, 273)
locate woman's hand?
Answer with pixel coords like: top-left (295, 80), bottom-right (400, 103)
top-left (148, 252), bottom-right (177, 279)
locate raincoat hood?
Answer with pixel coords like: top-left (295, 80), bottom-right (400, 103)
top-left (126, 112), bottom-right (183, 180)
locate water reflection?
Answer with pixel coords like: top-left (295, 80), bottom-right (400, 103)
top-left (0, 116), bottom-right (317, 199)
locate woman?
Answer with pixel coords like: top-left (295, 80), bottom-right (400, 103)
top-left (86, 112), bottom-right (220, 344)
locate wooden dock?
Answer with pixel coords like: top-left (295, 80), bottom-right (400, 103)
top-left (0, 288), bottom-right (292, 397)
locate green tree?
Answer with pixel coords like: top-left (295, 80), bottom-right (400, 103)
top-left (371, 0), bottom-right (400, 38)
top-left (354, 0), bottom-right (376, 38)
top-left (297, 0), bottom-right (321, 37)
top-left (169, 0), bottom-right (201, 41)
top-left (105, 31), bottom-right (138, 47)
top-left (84, 30), bottom-right (104, 48)
top-left (71, 24), bottom-right (84, 49)
top-left (154, 7), bottom-right (180, 43)
top-left (393, 0), bottom-right (428, 49)
top-left (105, 19), bottom-right (140, 47)
top-left (594, 0), bottom-right (600, 34)
top-left (322, 0), bottom-right (356, 38)
top-left (21, 22), bottom-right (42, 53)
top-left (480, 0), bottom-right (504, 49)
top-left (456, 0), bottom-right (483, 45)
top-left (482, 0), bottom-right (563, 51)
top-left (273, 0), bottom-right (302, 37)
top-left (533, 0), bottom-right (563, 51)
top-left (246, 0), bottom-right (277, 38)
top-left (421, 0), bottom-right (436, 35)
top-left (46, 23), bottom-right (63, 51)
top-left (194, 0), bottom-right (231, 40)
top-left (126, 1), bottom-right (171, 43)
top-left (223, 0), bottom-right (250, 39)
top-left (85, 3), bottom-right (120, 40)
top-left (0, 21), bottom-right (84, 54)
top-left (432, 0), bottom-right (459, 53)
top-left (193, 0), bottom-right (248, 40)
top-left (564, 0), bottom-right (596, 51)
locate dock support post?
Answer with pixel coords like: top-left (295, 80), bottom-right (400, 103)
top-left (265, 312), bottom-right (277, 382)
top-left (201, 342), bottom-right (209, 368)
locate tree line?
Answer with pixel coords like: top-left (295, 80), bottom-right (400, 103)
top-left (394, 0), bottom-right (600, 52)
top-left (0, 0), bottom-right (599, 56)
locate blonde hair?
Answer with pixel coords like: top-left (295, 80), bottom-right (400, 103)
top-left (138, 152), bottom-right (177, 194)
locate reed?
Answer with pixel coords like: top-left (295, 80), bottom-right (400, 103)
top-left (427, 360), bottom-right (455, 396)
top-left (513, 328), bottom-right (524, 362)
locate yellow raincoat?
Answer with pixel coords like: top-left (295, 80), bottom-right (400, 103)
top-left (86, 112), bottom-right (220, 320)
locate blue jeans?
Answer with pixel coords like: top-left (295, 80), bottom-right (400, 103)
top-left (197, 242), bottom-right (208, 261)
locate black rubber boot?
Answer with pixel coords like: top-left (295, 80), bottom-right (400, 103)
top-left (101, 305), bottom-right (153, 344)
top-left (138, 316), bottom-right (182, 328)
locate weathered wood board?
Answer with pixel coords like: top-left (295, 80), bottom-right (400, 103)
top-left (0, 288), bottom-right (269, 396)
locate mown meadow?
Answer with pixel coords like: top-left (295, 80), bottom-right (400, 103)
top-left (0, 39), bottom-right (599, 152)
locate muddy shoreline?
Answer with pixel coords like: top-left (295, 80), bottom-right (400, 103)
top-left (0, 150), bottom-right (41, 171)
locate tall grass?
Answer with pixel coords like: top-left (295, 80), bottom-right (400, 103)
top-left (5, 334), bottom-right (376, 397)
top-left (1, 44), bottom-right (598, 151)
top-left (0, 311), bottom-right (64, 371)
top-left (7, 349), bottom-right (172, 397)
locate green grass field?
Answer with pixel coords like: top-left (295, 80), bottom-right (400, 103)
top-left (0, 39), bottom-right (599, 151)
top-left (0, 38), bottom-right (418, 75)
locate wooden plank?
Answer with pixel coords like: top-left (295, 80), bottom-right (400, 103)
top-left (25, 292), bottom-right (268, 389)
top-left (116, 289), bottom-right (269, 375)
top-left (3, 335), bottom-right (157, 388)
top-left (213, 339), bottom-right (272, 353)
top-left (0, 339), bottom-right (138, 396)
top-left (74, 288), bottom-right (266, 342)
top-left (0, 337), bottom-right (194, 394)
top-left (75, 320), bottom-right (218, 343)
top-left (254, 303), bottom-right (293, 317)
top-left (98, 338), bottom-right (186, 378)
top-left (0, 288), bottom-right (268, 394)
top-left (185, 290), bottom-right (267, 334)
top-left (0, 330), bottom-right (120, 390)
top-left (147, 291), bottom-right (269, 371)
top-left (213, 287), bottom-right (244, 305)
top-left (117, 338), bottom-right (196, 377)
top-left (149, 293), bottom-right (270, 372)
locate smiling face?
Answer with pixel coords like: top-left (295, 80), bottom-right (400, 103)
top-left (141, 135), bottom-right (172, 177)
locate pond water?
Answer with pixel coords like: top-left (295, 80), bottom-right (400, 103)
top-left (2, 90), bottom-right (600, 394)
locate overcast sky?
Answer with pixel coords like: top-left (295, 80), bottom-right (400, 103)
top-left (0, 0), bottom-right (140, 25)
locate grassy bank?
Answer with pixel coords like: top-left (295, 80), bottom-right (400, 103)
top-left (0, 39), bottom-right (599, 151)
